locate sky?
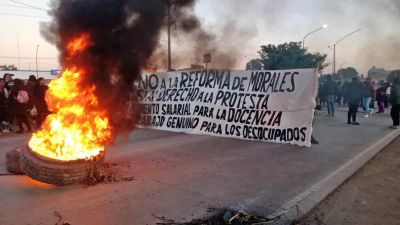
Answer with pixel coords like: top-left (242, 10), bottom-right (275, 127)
top-left (0, 0), bottom-right (399, 76)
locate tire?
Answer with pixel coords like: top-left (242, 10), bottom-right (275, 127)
top-left (6, 147), bottom-right (24, 174)
top-left (20, 145), bottom-right (105, 186)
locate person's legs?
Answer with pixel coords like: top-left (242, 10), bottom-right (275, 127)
top-left (16, 115), bottom-right (24, 133)
top-left (329, 95), bottom-right (335, 115)
top-left (326, 95), bottom-right (332, 115)
top-left (363, 97), bottom-right (372, 116)
top-left (347, 105), bottom-right (352, 123)
top-left (22, 115), bottom-right (32, 132)
top-left (390, 105), bottom-right (400, 127)
top-left (385, 95), bottom-right (389, 108)
top-left (378, 101), bottom-right (385, 113)
top-left (350, 104), bottom-right (358, 123)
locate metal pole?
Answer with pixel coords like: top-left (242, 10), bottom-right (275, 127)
top-left (333, 45), bottom-right (336, 76)
top-left (36, 45), bottom-right (39, 78)
top-left (302, 25), bottom-right (327, 49)
top-left (17, 33), bottom-right (20, 69)
top-left (331, 29), bottom-right (361, 78)
top-left (328, 46), bottom-right (334, 74)
top-left (340, 62), bottom-right (348, 83)
top-left (167, 1), bottom-right (172, 71)
top-left (29, 63), bottom-right (30, 70)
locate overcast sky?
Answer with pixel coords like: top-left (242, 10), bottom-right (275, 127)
top-left (1, 0), bottom-right (399, 76)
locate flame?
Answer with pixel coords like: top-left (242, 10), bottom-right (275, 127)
top-left (29, 33), bottom-right (112, 161)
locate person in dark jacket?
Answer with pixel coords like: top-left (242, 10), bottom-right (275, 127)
top-left (336, 81), bottom-right (343, 105)
top-left (385, 82), bottom-right (391, 108)
top-left (343, 81), bottom-right (349, 106)
top-left (3, 73), bottom-right (14, 91)
top-left (376, 84), bottom-right (388, 113)
top-left (390, 77), bottom-right (400, 129)
top-left (318, 84), bottom-right (325, 107)
top-left (8, 79), bottom-right (32, 133)
top-left (0, 78), bottom-right (8, 134)
top-left (322, 75), bottom-right (337, 116)
top-left (26, 75), bottom-right (38, 111)
top-left (362, 77), bottom-right (375, 118)
top-left (345, 77), bottom-right (363, 125)
top-left (35, 77), bottom-right (50, 128)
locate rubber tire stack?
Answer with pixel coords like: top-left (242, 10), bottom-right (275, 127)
top-left (19, 145), bottom-right (105, 186)
top-left (5, 147), bottom-right (24, 174)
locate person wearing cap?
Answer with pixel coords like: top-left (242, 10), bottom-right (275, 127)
top-left (390, 77), bottom-right (400, 129)
top-left (362, 77), bottom-right (375, 118)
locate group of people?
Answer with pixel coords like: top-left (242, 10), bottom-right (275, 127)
top-left (0, 73), bottom-right (50, 134)
top-left (319, 75), bottom-right (400, 128)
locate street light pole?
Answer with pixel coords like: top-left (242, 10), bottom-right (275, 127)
top-left (167, 1), bottom-right (172, 71)
top-left (332, 29), bottom-right (361, 77)
top-left (36, 45), bottom-right (39, 78)
top-left (328, 46), bottom-right (334, 74)
top-left (340, 61), bottom-right (348, 82)
top-left (302, 24), bottom-right (327, 49)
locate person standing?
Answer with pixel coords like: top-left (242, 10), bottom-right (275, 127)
top-left (0, 78), bottom-right (8, 134)
top-left (345, 77), bottom-right (363, 125)
top-left (336, 81), bottom-right (343, 106)
top-left (8, 79), bottom-right (32, 133)
top-left (3, 73), bottom-right (14, 91)
top-left (343, 81), bottom-right (349, 106)
top-left (35, 77), bottom-right (50, 129)
top-left (362, 77), bottom-right (375, 118)
top-left (390, 77), bottom-right (400, 129)
top-left (376, 84), bottom-right (388, 113)
top-left (369, 82), bottom-right (377, 110)
top-left (318, 84), bottom-right (326, 107)
top-left (385, 82), bottom-right (391, 109)
top-left (322, 75), bottom-right (337, 116)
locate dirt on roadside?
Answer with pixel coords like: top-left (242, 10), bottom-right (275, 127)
top-left (302, 136), bottom-right (400, 225)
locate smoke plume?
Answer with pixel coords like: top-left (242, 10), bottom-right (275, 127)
top-left (39, 0), bottom-right (212, 136)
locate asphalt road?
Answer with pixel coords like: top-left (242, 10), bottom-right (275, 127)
top-left (0, 110), bottom-right (397, 225)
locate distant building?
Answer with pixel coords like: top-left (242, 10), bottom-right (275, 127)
top-left (368, 66), bottom-right (392, 80)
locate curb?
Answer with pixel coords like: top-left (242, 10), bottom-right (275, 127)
top-left (268, 128), bottom-right (400, 224)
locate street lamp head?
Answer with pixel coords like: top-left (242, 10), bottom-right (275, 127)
top-left (323, 24), bottom-right (328, 28)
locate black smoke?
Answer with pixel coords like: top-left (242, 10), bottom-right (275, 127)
top-left (39, 0), bottom-right (201, 135)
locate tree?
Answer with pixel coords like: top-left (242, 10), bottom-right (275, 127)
top-left (245, 59), bottom-right (262, 70)
top-left (0, 64), bottom-right (17, 70)
top-left (257, 42), bottom-right (329, 73)
top-left (336, 67), bottom-right (358, 79)
top-left (386, 70), bottom-right (400, 83)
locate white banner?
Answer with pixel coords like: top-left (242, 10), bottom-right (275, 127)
top-left (137, 68), bottom-right (318, 147)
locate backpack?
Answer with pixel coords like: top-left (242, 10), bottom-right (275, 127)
top-left (15, 90), bottom-right (29, 104)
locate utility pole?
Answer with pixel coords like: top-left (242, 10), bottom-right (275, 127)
top-left (36, 45), bottom-right (39, 78)
top-left (167, 0), bottom-right (172, 71)
top-left (167, 0), bottom-right (178, 71)
top-left (17, 33), bottom-right (20, 69)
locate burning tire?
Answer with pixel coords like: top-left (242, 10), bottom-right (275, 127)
top-left (6, 147), bottom-right (24, 174)
top-left (20, 145), bottom-right (105, 186)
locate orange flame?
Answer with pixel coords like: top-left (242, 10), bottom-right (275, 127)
top-left (29, 33), bottom-right (112, 161)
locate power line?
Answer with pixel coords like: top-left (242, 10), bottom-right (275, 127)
top-left (0, 56), bottom-right (57, 60)
top-left (0, 3), bottom-right (43, 9)
top-left (0, 13), bottom-right (48, 18)
top-left (9, 0), bottom-right (48, 11)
